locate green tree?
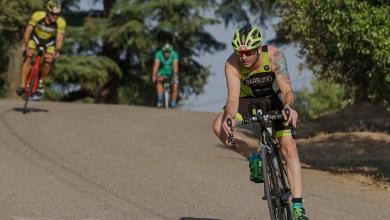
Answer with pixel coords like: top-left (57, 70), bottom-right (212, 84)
top-left (215, 0), bottom-right (276, 26)
top-left (295, 79), bottom-right (346, 119)
top-left (275, 0), bottom-right (390, 105)
top-left (94, 0), bottom-right (225, 105)
top-left (46, 0), bottom-right (226, 104)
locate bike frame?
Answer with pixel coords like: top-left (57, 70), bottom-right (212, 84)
top-left (233, 110), bottom-right (293, 220)
top-left (23, 46), bottom-right (45, 113)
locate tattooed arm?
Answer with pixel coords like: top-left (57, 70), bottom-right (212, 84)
top-left (269, 46), bottom-right (298, 126)
top-left (269, 46), bottom-right (295, 107)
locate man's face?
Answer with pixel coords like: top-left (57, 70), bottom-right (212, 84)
top-left (164, 50), bottom-right (171, 58)
top-left (47, 12), bottom-right (60, 23)
top-left (236, 48), bottom-right (258, 68)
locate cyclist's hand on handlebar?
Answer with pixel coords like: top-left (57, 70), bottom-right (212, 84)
top-left (222, 116), bottom-right (236, 136)
top-left (283, 104), bottom-right (298, 128)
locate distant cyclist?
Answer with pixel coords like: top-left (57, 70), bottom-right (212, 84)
top-left (212, 23), bottom-right (309, 220)
top-left (152, 43), bottom-right (179, 108)
top-left (17, 0), bottom-right (66, 98)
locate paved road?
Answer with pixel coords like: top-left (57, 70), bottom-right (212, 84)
top-left (0, 100), bottom-right (389, 220)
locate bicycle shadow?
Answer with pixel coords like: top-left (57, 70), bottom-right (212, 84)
top-left (179, 217), bottom-right (222, 220)
top-left (12, 107), bottom-right (49, 114)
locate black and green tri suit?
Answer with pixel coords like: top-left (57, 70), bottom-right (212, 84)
top-left (235, 45), bottom-right (291, 138)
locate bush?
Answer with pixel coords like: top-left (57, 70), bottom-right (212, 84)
top-left (295, 79), bottom-right (347, 119)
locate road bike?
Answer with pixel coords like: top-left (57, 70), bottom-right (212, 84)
top-left (22, 46), bottom-right (46, 114)
top-left (227, 108), bottom-right (294, 220)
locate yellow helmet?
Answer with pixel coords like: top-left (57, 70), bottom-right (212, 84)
top-left (231, 23), bottom-right (263, 51)
top-left (47, 0), bottom-right (62, 14)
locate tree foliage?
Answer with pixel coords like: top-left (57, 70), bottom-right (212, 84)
top-left (275, 0), bottom-right (390, 105)
top-left (215, 0), bottom-right (276, 26)
top-left (295, 79), bottom-right (346, 119)
top-left (99, 0), bottom-right (225, 105)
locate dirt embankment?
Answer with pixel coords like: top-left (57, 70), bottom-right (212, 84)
top-left (296, 103), bottom-right (390, 186)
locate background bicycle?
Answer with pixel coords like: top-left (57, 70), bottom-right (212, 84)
top-left (22, 46), bottom-right (46, 114)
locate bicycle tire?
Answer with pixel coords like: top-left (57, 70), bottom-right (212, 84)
top-left (263, 146), bottom-right (290, 220)
top-left (23, 69), bottom-right (37, 114)
top-left (164, 82), bottom-right (170, 108)
top-left (262, 146), bottom-right (280, 220)
top-left (275, 150), bottom-right (293, 219)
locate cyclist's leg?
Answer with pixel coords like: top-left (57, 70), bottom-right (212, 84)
top-left (20, 41), bottom-right (36, 87)
top-left (278, 135), bottom-right (308, 219)
top-left (170, 75), bottom-right (178, 108)
top-left (211, 100), bottom-right (259, 158)
top-left (277, 134), bottom-right (302, 198)
top-left (155, 74), bottom-right (165, 107)
top-left (270, 93), bottom-right (303, 199)
top-left (212, 109), bottom-right (264, 183)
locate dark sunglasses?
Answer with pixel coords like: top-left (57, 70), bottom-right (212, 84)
top-left (50, 12), bottom-right (60, 16)
top-left (235, 49), bottom-right (257, 57)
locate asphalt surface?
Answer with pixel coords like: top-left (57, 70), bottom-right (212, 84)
top-left (0, 100), bottom-right (389, 220)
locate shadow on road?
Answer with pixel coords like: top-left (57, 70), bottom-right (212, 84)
top-left (12, 107), bottom-right (49, 114)
top-left (180, 217), bottom-right (222, 220)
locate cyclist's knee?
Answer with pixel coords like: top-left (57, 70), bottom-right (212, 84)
top-left (171, 84), bottom-right (178, 91)
top-left (23, 56), bottom-right (32, 64)
top-left (25, 48), bottom-right (35, 59)
top-left (280, 140), bottom-right (298, 160)
top-left (44, 53), bottom-right (55, 64)
top-left (212, 114), bottom-right (223, 136)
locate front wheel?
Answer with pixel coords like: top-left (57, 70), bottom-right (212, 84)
top-left (23, 68), bottom-right (37, 114)
top-left (262, 146), bottom-right (291, 220)
top-left (163, 82), bottom-right (170, 108)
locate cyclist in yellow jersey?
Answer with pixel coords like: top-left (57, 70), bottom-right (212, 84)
top-left (212, 23), bottom-right (308, 220)
top-left (17, 0), bottom-right (66, 97)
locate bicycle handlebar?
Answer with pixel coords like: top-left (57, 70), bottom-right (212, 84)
top-left (236, 112), bottom-right (284, 126)
top-left (228, 110), bottom-right (297, 140)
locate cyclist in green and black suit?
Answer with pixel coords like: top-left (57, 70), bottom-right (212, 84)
top-left (212, 23), bottom-right (308, 220)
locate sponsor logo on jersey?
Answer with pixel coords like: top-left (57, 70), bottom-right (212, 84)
top-left (245, 75), bottom-right (273, 86)
top-left (37, 24), bottom-right (56, 33)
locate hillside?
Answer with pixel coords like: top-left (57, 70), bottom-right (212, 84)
top-left (297, 103), bottom-right (390, 185)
